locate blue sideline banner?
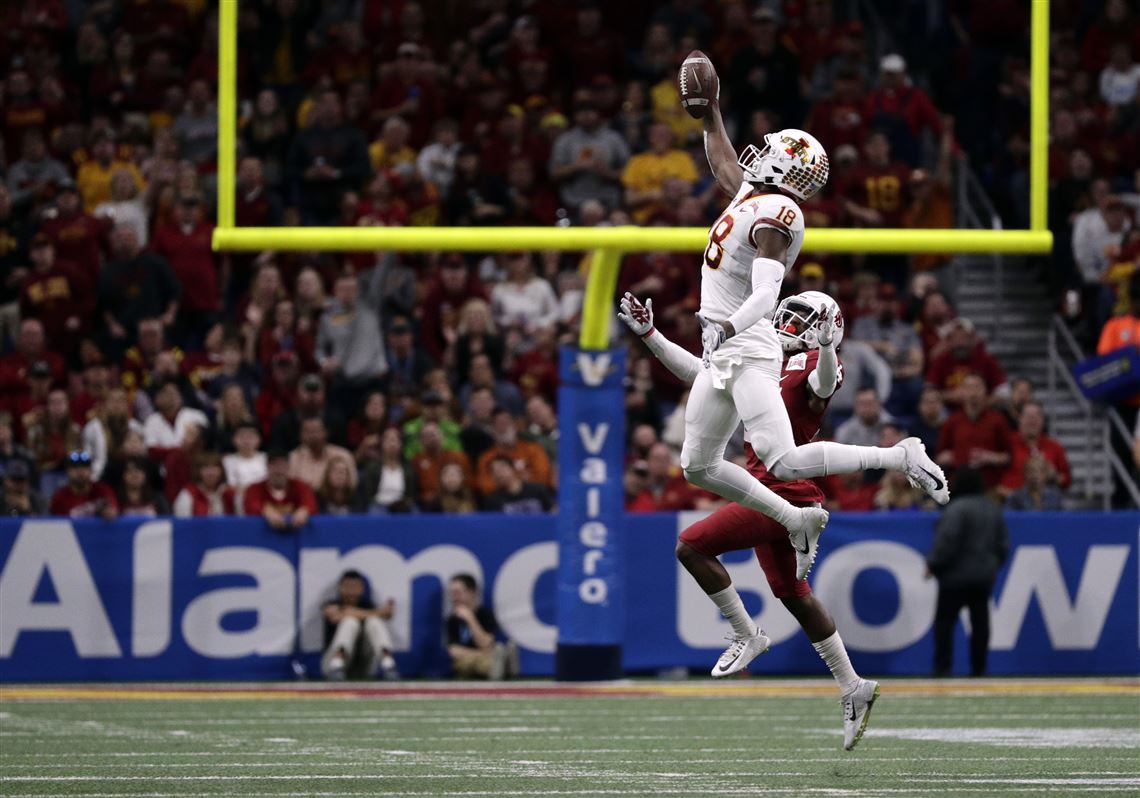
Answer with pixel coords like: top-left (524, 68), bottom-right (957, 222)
top-left (0, 512), bottom-right (1136, 681)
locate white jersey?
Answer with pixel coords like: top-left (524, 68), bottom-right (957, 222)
top-left (700, 183), bottom-right (805, 364)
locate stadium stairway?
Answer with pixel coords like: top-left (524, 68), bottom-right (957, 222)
top-left (952, 255), bottom-right (1113, 508)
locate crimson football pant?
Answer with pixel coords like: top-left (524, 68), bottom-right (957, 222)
top-left (680, 502), bottom-right (813, 599)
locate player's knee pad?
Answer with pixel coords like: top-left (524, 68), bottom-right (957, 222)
top-left (764, 449), bottom-right (801, 482)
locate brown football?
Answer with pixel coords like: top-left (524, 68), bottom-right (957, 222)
top-left (678, 50), bottom-right (718, 119)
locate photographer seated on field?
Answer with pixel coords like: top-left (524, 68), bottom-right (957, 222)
top-left (321, 570), bottom-right (398, 681)
top-left (446, 573), bottom-right (518, 680)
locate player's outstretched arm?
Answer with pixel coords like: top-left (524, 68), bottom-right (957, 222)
top-left (715, 228), bottom-right (789, 342)
top-left (704, 103), bottom-right (744, 196)
top-left (807, 306), bottom-right (839, 399)
top-left (618, 292), bottom-right (701, 385)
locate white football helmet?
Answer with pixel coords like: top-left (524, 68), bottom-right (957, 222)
top-left (774, 290), bottom-right (844, 353)
top-left (738, 128), bottom-right (829, 201)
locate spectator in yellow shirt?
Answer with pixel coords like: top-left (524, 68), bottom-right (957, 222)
top-left (77, 132), bottom-right (144, 212)
top-left (621, 122), bottom-right (698, 224)
top-left (369, 116), bottom-right (417, 176)
top-left (650, 76), bottom-right (702, 146)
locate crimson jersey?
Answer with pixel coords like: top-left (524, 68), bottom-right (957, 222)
top-left (744, 348), bottom-right (843, 503)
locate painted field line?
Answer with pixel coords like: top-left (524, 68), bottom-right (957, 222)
top-left (3, 789), bottom-right (1136, 797)
top-left (2, 678), bottom-right (1137, 702)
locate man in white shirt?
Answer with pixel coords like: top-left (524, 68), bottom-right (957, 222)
top-left (142, 379), bottom-right (208, 455)
top-left (223, 422), bottom-right (268, 490)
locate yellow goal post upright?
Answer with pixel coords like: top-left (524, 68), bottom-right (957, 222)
top-left (211, 0), bottom-right (1051, 680)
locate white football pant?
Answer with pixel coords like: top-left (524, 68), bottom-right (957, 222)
top-left (321, 615), bottom-right (394, 677)
top-left (680, 359), bottom-right (903, 527)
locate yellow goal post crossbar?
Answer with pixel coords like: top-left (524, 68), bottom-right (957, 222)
top-left (211, 0), bottom-right (1052, 349)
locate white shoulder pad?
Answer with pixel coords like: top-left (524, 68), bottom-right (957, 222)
top-left (748, 194), bottom-right (804, 246)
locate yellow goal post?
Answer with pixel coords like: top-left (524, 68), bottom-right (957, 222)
top-left (211, 0), bottom-right (1053, 350)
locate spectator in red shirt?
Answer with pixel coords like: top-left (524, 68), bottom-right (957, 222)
top-left (369, 42), bottom-right (445, 148)
top-left (230, 157), bottom-right (283, 308)
top-left (617, 250), bottom-right (697, 334)
top-left (256, 299), bottom-right (318, 373)
top-left (1000, 401), bottom-right (1071, 493)
top-left (555, 5), bottom-right (626, 91)
top-left (419, 254), bottom-right (487, 361)
top-left (863, 54), bottom-right (942, 166)
top-left (626, 442), bottom-right (702, 512)
top-left (98, 224), bottom-right (181, 357)
top-left (0, 318), bottom-right (66, 398)
top-left (151, 192), bottom-right (218, 344)
top-left (805, 67), bottom-right (867, 152)
top-left (25, 388), bottom-right (81, 474)
top-left (824, 470), bottom-right (878, 511)
top-left (20, 235), bottom-right (93, 355)
top-left (915, 289), bottom-right (956, 359)
top-left (38, 179), bottom-right (111, 285)
top-left (936, 373), bottom-right (1013, 489)
top-left (120, 318), bottom-right (182, 398)
top-left (173, 452), bottom-right (236, 518)
top-left (49, 449), bottom-right (118, 519)
top-left (7, 360), bottom-right (53, 441)
top-left (255, 351), bottom-right (301, 437)
top-left (842, 131), bottom-right (912, 229)
top-left (925, 319), bottom-right (1008, 407)
top-left (241, 448), bottom-right (318, 530)
top-left (2, 68), bottom-right (53, 159)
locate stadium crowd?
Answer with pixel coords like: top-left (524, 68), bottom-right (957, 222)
top-left (0, 0), bottom-right (1133, 520)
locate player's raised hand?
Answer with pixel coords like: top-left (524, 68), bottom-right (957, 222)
top-left (697, 313), bottom-right (729, 367)
top-left (618, 292), bottom-right (654, 337)
top-left (817, 305), bottom-right (836, 348)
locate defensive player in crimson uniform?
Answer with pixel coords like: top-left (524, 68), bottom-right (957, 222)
top-left (620, 290), bottom-right (880, 752)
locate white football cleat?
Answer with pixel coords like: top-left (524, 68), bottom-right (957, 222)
top-left (325, 654), bottom-right (346, 681)
top-left (787, 506), bottom-right (829, 581)
top-left (711, 629), bottom-right (770, 678)
top-left (896, 437), bottom-right (949, 505)
top-left (842, 678), bottom-right (880, 751)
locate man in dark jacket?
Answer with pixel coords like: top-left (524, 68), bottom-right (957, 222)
top-left (926, 467), bottom-right (1009, 676)
top-left (287, 90), bottom-right (370, 225)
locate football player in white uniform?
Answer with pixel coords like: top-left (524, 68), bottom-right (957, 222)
top-left (668, 86), bottom-right (949, 594)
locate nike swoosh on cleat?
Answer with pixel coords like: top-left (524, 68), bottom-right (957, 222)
top-left (795, 541), bottom-right (809, 554)
top-left (716, 648), bottom-right (745, 672)
top-left (918, 466), bottom-right (945, 492)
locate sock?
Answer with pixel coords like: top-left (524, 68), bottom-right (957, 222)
top-left (708, 586), bottom-right (758, 638)
top-left (813, 631), bottom-right (861, 694)
top-left (686, 459), bottom-right (801, 528)
top-left (774, 441), bottom-right (906, 479)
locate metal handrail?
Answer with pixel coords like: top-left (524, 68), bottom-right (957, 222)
top-left (1049, 316), bottom-right (1140, 508)
top-left (953, 161), bottom-right (1004, 341)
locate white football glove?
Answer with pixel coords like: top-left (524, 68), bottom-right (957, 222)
top-left (618, 292), bottom-right (654, 337)
top-left (696, 313), bottom-right (729, 367)
top-left (816, 305), bottom-right (836, 348)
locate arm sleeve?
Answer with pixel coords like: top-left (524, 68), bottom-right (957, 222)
top-left (642, 329), bottom-right (701, 385)
top-left (725, 256), bottom-right (784, 335)
top-left (808, 342), bottom-right (839, 398)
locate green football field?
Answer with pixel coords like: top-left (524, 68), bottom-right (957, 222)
top-left (1, 679), bottom-right (1138, 798)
